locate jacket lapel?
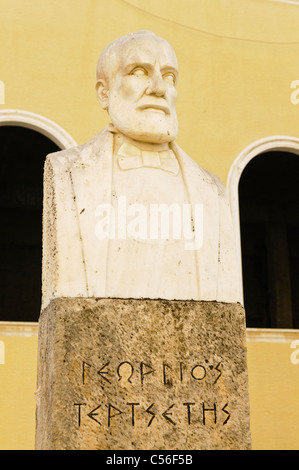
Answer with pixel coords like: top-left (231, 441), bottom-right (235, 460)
top-left (171, 142), bottom-right (220, 301)
top-left (70, 128), bottom-right (114, 297)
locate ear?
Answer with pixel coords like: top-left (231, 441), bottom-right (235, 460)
top-left (96, 79), bottom-right (109, 110)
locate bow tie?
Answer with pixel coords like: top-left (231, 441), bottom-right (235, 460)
top-left (117, 142), bottom-right (179, 175)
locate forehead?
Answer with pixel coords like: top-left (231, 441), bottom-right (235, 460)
top-left (118, 36), bottom-right (178, 71)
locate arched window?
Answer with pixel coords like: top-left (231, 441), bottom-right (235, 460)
top-left (239, 151), bottom-right (299, 328)
top-left (227, 137), bottom-right (299, 329)
top-left (0, 111), bottom-right (76, 322)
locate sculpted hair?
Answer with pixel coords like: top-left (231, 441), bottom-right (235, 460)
top-left (96, 31), bottom-right (164, 85)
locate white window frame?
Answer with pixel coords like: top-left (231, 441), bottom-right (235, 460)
top-left (0, 109), bottom-right (77, 149)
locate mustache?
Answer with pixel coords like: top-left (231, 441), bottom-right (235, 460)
top-left (136, 98), bottom-right (170, 114)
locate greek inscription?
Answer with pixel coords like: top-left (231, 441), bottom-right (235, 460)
top-left (108, 404), bottom-right (123, 427)
top-left (183, 402), bottom-right (195, 425)
top-left (140, 362), bottom-right (155, 384)
top-left (127, 402), bottom-right (140, 426)
top-left (191, 364), bottom-right (206, 381)
top-left (74, 403), bottom-right (86, 427)
top-left (117, 361), bottom-right (134, 383)
top-left (179, 362), bottom-right (183, 381)
top-left (74, 357), bottom-right (229, 431)
top-left (214, 362), bottom-right (222, 384)
top-left (222, 403), bottom-right (230, 425)
top-left (74, 401), bottom-right (231, 428)
top-left (145, 403), bottom-right (156, 427)
top-left (81, 359), bottom-right (223, 386)
top-left (162, 404), bottom-right (176, 425)
top-left (97, 361), bottom-right (111, 383)
top-left (88, 404), bottom-right (102, 426)
top-left (202, 403), bottom-right (217, 425)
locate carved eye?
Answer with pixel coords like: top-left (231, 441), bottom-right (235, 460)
top-left (163, 72), bottom-right (176, 86)
top-left (130, 67), bottom-right (147, 78)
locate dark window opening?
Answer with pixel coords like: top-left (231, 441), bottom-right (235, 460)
top-left (0, 126), bottom-right (60, 322)
top-left (239, 150), bottom-right (299, 329)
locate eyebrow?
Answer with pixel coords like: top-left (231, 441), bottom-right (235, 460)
top-left (123, 62), bottom-right (154, 74)
top-left (160, 65), bottom-right (179, 76)
top-left (123, 61), bottom-right (178, 77)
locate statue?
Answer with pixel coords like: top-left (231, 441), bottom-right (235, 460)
top-left (37, 32), bottom-right (251, 451)
top-left (42, 30), bottom-right (241, 308)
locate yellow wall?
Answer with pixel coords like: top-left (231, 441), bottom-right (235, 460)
top-left (247, 329), bottom-right (299, 450)
top-left (1, 0), bottom-right (299, 182)
top-left (1, 0), bottom-right (299, 450)
top-left (0, 324), bottom-right (38, 450)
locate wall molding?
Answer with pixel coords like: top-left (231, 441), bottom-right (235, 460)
top-left (0, 109), bottom-right (77, 149)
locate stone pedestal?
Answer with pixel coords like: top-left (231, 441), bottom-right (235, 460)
top-left (35, 298), bottom-right (251, 450)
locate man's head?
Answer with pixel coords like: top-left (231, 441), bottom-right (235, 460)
top-left (96, 31), bottom-right (179, 144)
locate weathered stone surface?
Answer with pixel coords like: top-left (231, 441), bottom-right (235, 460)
top-left (35, 298), bottom-right (251, 450)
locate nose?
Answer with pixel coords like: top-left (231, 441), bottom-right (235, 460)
top-left (146, 72), bottom-right (166, 97)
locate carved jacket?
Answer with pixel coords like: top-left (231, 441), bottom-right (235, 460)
top-left (42, 126), bottom-right (241, 309)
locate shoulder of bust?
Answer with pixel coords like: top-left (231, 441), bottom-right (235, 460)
top-left (171, 141), bottom-right (226, 198)
top-left (45, 127), bottom-right (112, 170)
top-left (200, 167), bottom-right (226, 198)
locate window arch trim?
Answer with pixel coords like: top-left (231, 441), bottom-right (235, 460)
top-left (0, 109), bottom-right (77, 149)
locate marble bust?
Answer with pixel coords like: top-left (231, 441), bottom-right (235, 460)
top-left (42, 31), bottom-right (241, 309)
